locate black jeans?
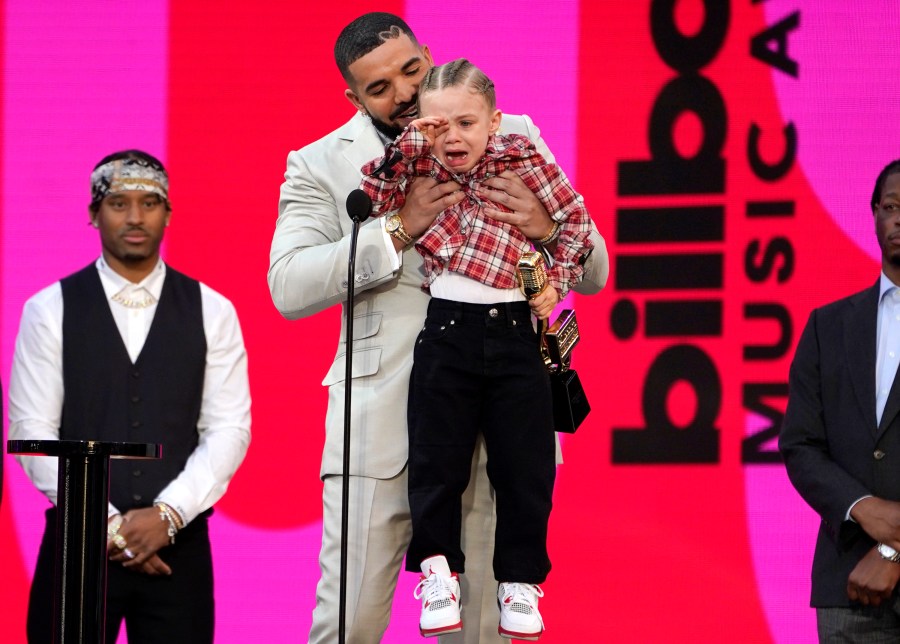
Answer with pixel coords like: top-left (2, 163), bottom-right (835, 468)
top-left (406, 298), bottom-right (555, 583)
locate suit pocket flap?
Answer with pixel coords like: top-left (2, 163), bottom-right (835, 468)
top-left (322, 347), bottom-right (382, 386)
top-left (354, 312), bottom-right (383, 340)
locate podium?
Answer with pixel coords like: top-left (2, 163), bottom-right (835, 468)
top-left (8, 439), bottom-right (161, 644)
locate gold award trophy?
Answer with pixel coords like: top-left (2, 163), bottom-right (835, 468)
top-left (516, 251), bottom-right (590, 432)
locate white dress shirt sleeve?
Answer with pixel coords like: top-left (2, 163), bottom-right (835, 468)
top-left (8, 284), bottom-right (67, 508)
top-left (153, 284), bottom-right (252, 526)
top-left (382, 219), bottom-right (403, 271)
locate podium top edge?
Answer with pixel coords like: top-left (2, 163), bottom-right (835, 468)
top-left (7, 439), bottom-right (161, 459)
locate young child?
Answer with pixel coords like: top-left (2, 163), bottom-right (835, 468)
top-left (360, 58), bottom-right (593, 640)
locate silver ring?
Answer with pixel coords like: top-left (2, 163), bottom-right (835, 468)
top-left (123, 548), bottom-right (135, 560)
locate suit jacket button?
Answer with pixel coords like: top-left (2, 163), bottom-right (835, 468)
top-left (874, 449), bottom-right (886, 460)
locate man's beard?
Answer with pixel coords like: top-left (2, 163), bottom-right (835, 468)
top-left (368, 113), bottom-right (403, 140)
top-left (364, 100), bottom-right (417, 140)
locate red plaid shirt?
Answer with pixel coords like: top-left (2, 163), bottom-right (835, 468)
top-left (360, 128), bottom-right (593, 295)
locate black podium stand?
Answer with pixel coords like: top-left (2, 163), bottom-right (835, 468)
top-left (8, 439), bottom-right (160, 644)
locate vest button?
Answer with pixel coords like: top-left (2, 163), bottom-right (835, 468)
top-left (131, 396), bottom-right (141, 403)
top-left (132, 469), bottom-right (142, 477)
top-left (132, 371), bottom-right (140, 378)
top-left (874, 450), bottom-right (886, 460)
top-left (131, 421), bottom-right (142, 428)
top-left (488, 308), bottom-right (499, 318)
top-left (133, 494), bottom-right (142, 502)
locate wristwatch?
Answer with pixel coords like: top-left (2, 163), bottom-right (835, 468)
top-left (877, 543), bottom-right (900, 563)
top-left (385, 213), bottom-right (413, 246)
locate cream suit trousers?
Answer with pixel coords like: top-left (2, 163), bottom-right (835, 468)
top-left (309, 436), bottom-right (503, 644)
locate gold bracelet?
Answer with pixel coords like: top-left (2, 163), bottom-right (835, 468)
top-left (156, 502), bottom-right (183, 544)
top-left (533, 221), bottom-right (561, 245)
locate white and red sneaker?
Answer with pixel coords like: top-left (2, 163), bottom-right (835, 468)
top-left (414, 555), bottom-right (462, 637)
top-left (498, 582), bottom-right (545, 640)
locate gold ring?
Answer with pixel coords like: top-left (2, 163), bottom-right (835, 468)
top-left (107, 515), bottom-right (123, 539)
top-left (113, 534), bottom-right (127, 550)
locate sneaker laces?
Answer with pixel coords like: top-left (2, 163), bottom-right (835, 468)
top-left (500, 583), bottom-right (545, 627)
top-left (415, 573), bottom-right (458, 611)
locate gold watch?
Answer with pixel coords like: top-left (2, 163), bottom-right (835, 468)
top-left (385, 213), bottom-right (413, 246)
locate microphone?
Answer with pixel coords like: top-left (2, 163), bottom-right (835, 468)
top-left (338, 186), bottom-right (373, 642)
top-left (346, 189), bottom-right (373, 223)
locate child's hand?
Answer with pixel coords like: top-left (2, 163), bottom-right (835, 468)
top-left (409, 116), bottom-right (448, 146)
top-left (529, 284), bottom-right (560, 320)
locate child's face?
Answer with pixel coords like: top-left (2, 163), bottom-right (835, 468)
top-left (418, 86), bottom-right (501, 173)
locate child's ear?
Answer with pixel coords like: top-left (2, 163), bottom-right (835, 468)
top-left (490, 109), bottom-right (502, 134)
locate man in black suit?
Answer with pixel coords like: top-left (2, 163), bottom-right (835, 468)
top-left (781, 158), bottom-right (900, 640)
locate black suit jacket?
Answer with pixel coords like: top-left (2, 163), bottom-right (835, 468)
top-left (781, 280), bottom-right (900, 606)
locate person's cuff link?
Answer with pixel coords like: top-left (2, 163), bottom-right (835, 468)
top-left (877, 543), bottom-right (900, 562)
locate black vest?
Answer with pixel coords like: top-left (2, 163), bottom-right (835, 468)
top-left (60, 264), bottom-right (206, 512)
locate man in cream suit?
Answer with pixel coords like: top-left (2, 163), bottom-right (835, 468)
top-left (268, 12), bottom-right (609, 643)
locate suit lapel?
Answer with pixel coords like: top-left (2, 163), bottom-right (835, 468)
top-left (878, 286), bottom-right (900, 437)
top-left (847, 282), bottom-right (879, 437)
top-left (879, 377), bottom-right (900, 439)
top-left (342, 112), bottom-right (387, 176)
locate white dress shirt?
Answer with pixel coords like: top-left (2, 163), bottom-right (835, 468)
top-left (876, 273), bottom-right (900, 426)
top-left (846, 272), bottom-right (900, 521)
top-left (8, 257), bottom-right (251, 525)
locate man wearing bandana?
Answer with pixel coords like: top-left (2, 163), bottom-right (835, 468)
top-left (268, 12), bottom-right (609, 644)
top-left (9, 149), bottom-right (252, 643)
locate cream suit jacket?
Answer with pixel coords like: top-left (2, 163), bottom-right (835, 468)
top-left (269, 112), bottom-right (609, 479)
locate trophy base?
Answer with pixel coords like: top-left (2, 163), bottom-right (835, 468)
top-left (551, 369), bottom-right (590, 433)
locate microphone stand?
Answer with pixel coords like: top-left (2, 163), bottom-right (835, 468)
top-left (339, 190), bottom-right (372, 644)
